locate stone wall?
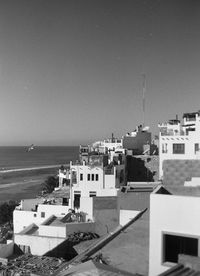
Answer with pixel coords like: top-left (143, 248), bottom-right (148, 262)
top-left (163, 160), bottom-right (200, 186)
top-left (126, 155), bottom-right (159, 182)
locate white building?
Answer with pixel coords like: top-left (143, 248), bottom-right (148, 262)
top-left (91, 136), bottom-right (123, 154)
top-left (13, 198), bottom-right (72, 234)
top-left (58, 151), bottom-right (125, 208)
top-left (158, 111), bottom-right (200, 178)
top-left (70, 160), bottom-right (125, 209)
top-left (149, 186), bottom-right (200, 276)
top-left (13, 195), bottom-right (120, 256)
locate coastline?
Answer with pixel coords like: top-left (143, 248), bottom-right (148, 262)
top-left (0, 164), bottom-right (63, 174)
top-left (0, 165), bottom-right (63, 202)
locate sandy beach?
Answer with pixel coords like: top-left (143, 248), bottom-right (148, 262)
top-left (0, 166), bottom-right (60, 202)
top-left (0, 164), bottom-right (62, 173)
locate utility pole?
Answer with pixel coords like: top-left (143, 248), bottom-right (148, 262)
top-left (142, 74), bottom-right (146, 128)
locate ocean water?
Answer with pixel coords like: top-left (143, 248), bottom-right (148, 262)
top-left (0, 146), bottom-right (79, 170)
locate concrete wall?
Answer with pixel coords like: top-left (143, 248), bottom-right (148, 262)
top-left (14, 234), bottom-right (65, 256)
top-left (19, 198), bottom-right (44, 211)
top-left (39, 225), bottom-right (66, 238)
top-left (104, 173), bottom-right (115, 189)
top-left (37, 204), bottom-right (70, 218)
top-left (123, 132), bottom-right (151, 153)
top-left (39, 222), bottom-right (95, 238)
top-left (13, 210), bottom-right (46, 233)
top-left (13, 204), bottom-right (70, 234)
top-left (0, 241), bottom-right (14, 258)
top-left (80, 197), bottom-right (93, 221)
top-left (65, 222), bottom-right (95, 235)
top-left (149, 193), bottom-right (200, 276)
top-left (119, 192), bottom-right (151, 211)
top-left (93, 197), bottom-right (119, 236)
top-left (163, 160), bottom-right (200, 186)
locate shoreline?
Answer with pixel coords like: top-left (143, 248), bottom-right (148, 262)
top-left (0, 164), bottom-right (67, 174)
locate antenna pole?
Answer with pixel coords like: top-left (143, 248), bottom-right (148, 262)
top-left (142, 74), bottom-right (146, 127)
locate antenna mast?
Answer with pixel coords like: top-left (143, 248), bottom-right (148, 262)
top-left (142, 74), bottom-right (146, 127)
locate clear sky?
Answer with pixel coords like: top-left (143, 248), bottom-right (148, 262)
top-left (0, 0), bottom-right (200, 146)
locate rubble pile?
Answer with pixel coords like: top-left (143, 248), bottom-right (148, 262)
top-left (0, 254), bottom-right (64, 275)
top-left (68, 232), bottom-right (99, 244)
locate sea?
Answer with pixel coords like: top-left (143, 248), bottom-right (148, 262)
top-left (0, 146), bottom-right (79, 170)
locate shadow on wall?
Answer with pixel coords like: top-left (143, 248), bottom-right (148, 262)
top-left (126, 156), bottom-right (155, 182)
top-left (45, 239), bottom-right (78, 261)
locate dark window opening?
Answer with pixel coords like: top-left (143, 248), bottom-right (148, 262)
top-left (173, 143), bottom-right (185, 154)
top-left (87, 174), bottom-right (90, 181)
top-left (62, 198), bottom-right (69, 206)
top-left (80, 173), bottom-right (83, 181)
top-left (74, 194), bottom-right (81, 209)
top-left (163, 234), bottom-right (198, 263)
top-left (41, 212), bottom-right (45, 218)
top-left (72, 171), bottom-right (77, 184)
top-left (92, 174), bottom-right (94, 181)
top-left (89, 191), bottom-right (96, 197)
top-left (96, 174), bottom-right (99, 181)
top-left (195, 143), bottom-right (199, 154)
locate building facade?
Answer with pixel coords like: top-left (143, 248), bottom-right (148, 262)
top-left (149, 186), bottom-right (200, 276)
top-left (159, 111), bottom-right (200, 179)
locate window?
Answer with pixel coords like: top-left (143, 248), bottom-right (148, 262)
top-left (80, 173), bottom-right (83, 181)
top-left (92, 174), bottom-right (94, 181)
top-left (62, 198), bottom-right (69, 206)
top-left (74, 192), bottom-right (81, 209)
top-left (195, 143), bottom-right (199, 154)
top-left (72, 171), bottom-right (77, 184)
top-left (89, 191), bottom-right (96, 197)
top-left (34, 214), bottom-right (37, 217)
top-left (41, 212), bottom-right (45, 218)
top-left (173, 143), bottom-right (185, 154)
top-left (162, 143), bottom-right (168, 153)
top-left (87, 174), bottom-right (90, 181)
top-left (163, 234), bottom-right (198, 263)
top-left (96, 174), bottom-right (99, 181)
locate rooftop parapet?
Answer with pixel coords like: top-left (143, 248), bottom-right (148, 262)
top-left (183, 110), bottom-right (200, 119)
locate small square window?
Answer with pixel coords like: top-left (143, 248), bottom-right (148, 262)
top-left (34, 214), bottom-right (37, 217)
top-left (41, 212), bottom-right (45, 218)
top-left (173, 143), bottom-right (185, 154)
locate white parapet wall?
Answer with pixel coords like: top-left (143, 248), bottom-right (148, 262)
top-left (13, 204), bottom-right (71, 234)
top-left (14, 234), bottom-right (65, 256)
top-left (184, 177), bottom-right (200, 187)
